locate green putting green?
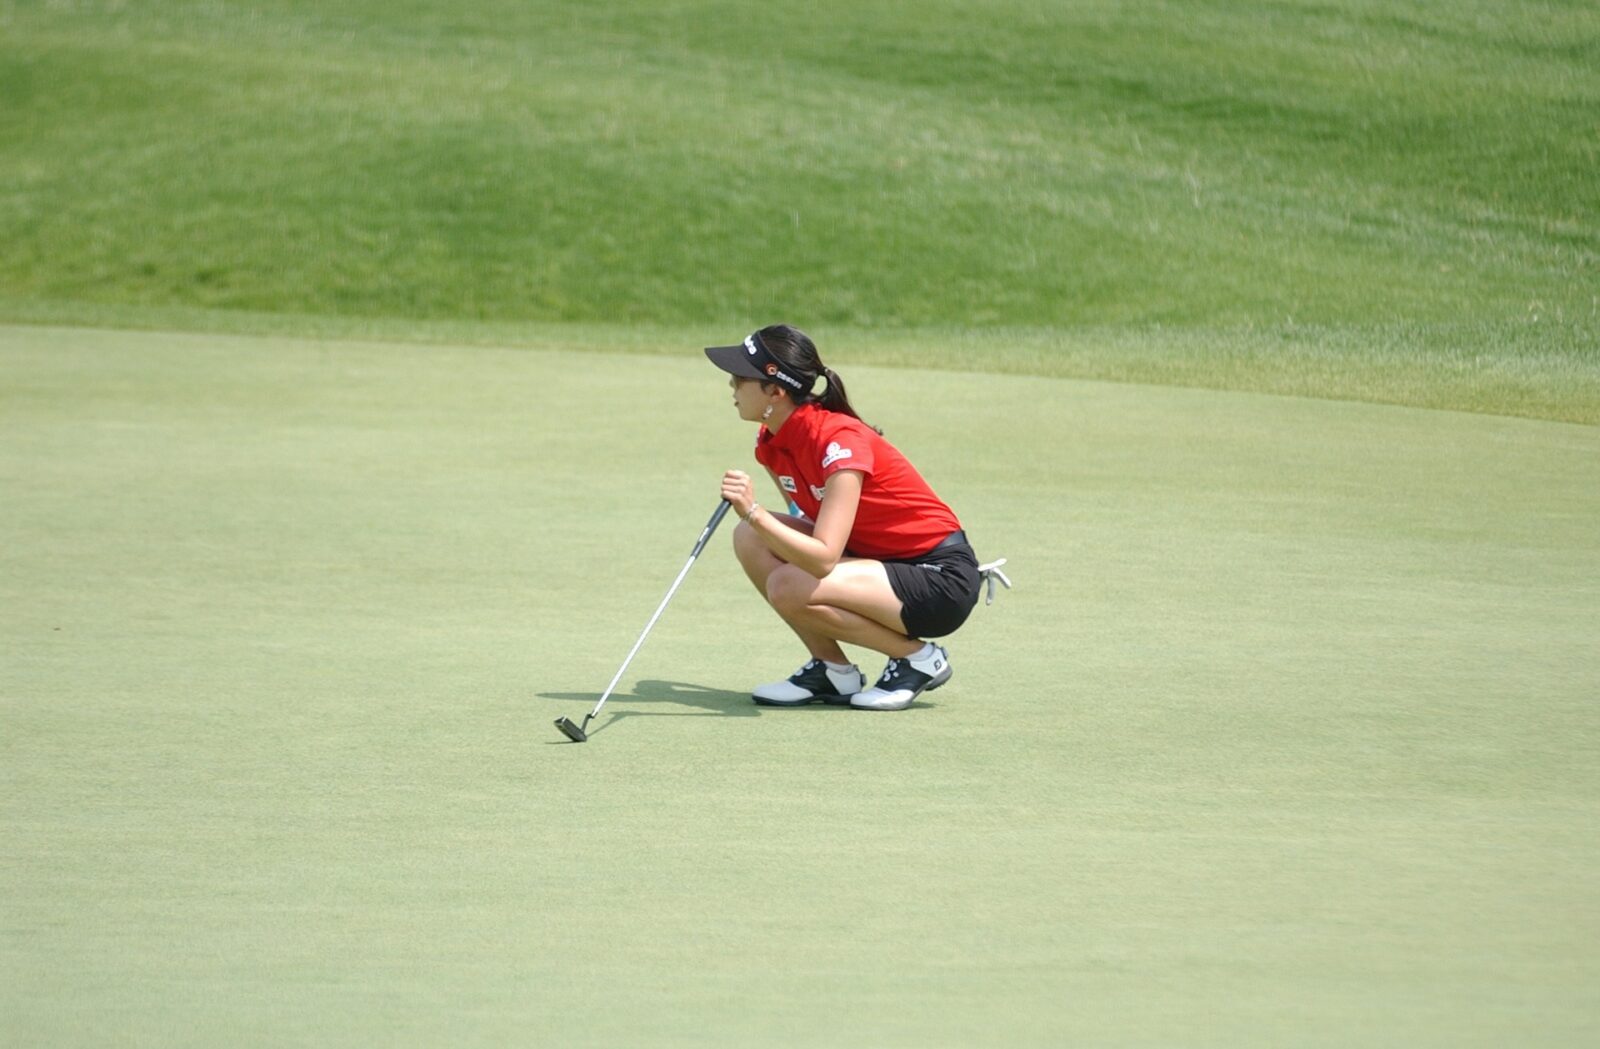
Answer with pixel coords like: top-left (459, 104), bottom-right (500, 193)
top-left (3, 326), bottom-right (1595, 1045)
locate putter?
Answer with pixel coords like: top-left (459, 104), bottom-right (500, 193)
top-left (555, 499), bottom-right (733, 743)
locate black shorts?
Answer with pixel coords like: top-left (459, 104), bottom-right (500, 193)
top-left (879, 532), bottom-right (981, 639)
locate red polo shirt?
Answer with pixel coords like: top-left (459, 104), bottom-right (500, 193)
top-left (753, 403), bottom-right (962, 560)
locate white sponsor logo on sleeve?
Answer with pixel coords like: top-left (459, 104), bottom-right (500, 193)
top-left (821, 441), bottom-right (853, 468)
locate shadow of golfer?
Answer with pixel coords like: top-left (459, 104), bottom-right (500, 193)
top-left (540, 679), bottom-right (767, 739)
top-left (540, 678), bottom-right (922, 741)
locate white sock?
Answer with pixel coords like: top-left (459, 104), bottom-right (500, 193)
top-left (824, 660), bottom-right (856, 673)
top-left (908, 642), bottom-right (938, 664)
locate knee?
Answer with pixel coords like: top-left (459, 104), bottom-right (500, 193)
top-left (732, 519), bottom-right (766, 564)
top-left (765, 564), bottom-right (815, 613)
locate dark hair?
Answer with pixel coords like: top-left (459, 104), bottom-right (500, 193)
top-left (756, 324), bottom-right (881, 433)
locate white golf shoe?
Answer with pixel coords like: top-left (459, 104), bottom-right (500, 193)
top-left (752, 660), bottom-right (867, 706)
top-left (850, 646), bottom-right (952, 711)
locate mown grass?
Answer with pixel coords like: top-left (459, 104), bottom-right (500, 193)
top-left (7, 304), bottom-right (1597, 424)
top-left (1, 0), bottom-right (1595, 419)
top-left (4, 328), bottom-right (1598, 1046)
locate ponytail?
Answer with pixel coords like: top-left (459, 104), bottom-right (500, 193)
top-left (754, 323), bottom-right (883, 434)
top-left (816, 366), bottom-right (882, 435)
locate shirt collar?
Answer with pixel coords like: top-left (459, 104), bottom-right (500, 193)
top-left (759, 402), bottom-right (820, 451)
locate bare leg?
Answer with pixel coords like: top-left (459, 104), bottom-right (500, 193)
top-left (732, 517), bottom-right (850, 663)
top-left (765, 562), bottom-right (922, 661)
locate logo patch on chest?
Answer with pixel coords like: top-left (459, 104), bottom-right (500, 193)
top-left (778, 475), bottom-right (798, 493)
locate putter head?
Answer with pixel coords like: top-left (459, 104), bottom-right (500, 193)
top-left (553, 716), bottom-right (588, 743)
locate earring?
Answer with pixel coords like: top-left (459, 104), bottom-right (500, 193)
top-left (762, 405), bottom-right (773, 420)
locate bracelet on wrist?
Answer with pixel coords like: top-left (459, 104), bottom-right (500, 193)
top-left (744, 502), bottom-right (761, 524)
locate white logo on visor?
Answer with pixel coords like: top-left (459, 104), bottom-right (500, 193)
top-left (821, 442), bottom-right (853, 468)
top-left (744, 337), bottom-right (758, 356)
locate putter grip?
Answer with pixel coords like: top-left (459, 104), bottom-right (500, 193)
top-left (690, 500), bottom-right (733, 558)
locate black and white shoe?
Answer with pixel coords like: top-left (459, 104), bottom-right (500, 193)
top-left (752, 660), bottom-right (867, 706)
top-left (851, 646), bottom-right (953, 711)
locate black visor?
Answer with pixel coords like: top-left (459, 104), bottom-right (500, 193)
top-left (704, 332), bottom-right (810, 396)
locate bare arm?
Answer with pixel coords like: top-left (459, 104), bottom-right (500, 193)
top-left (721, 469), bottom-right (863, 578)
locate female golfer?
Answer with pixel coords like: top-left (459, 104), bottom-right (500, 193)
top-left (705, 324), bottom-right (984, 711)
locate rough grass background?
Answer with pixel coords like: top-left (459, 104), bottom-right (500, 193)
top-left (1, 0), bottom-right (1595, 419)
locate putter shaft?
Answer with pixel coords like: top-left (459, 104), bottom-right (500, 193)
top-left (557, 500), bottom-right (732, 741)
